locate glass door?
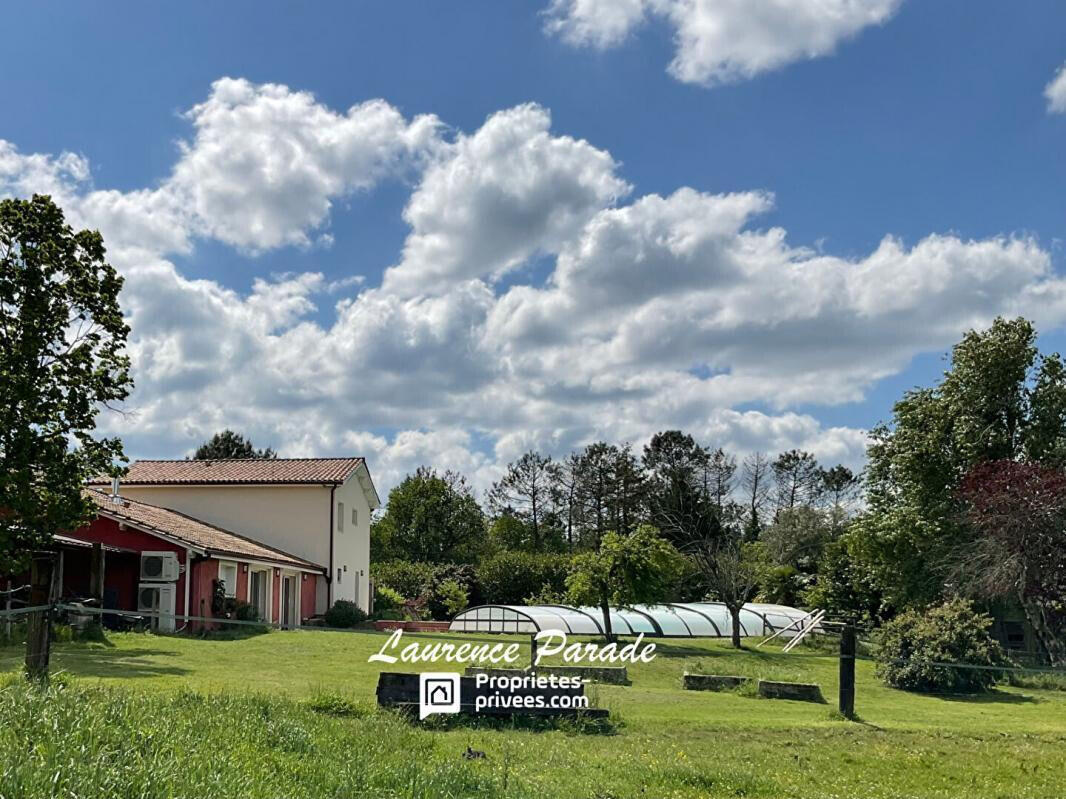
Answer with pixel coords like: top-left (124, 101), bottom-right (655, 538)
top-left (250, 570), bottom-right (269, 622)
top-left (281, 575), bottom-right (297, 628)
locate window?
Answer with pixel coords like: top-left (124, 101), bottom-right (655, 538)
top-left (351, 507), bottom-right (358, 526)
top-left (218, 561), bottom-right (237, 598)
top-left (337, 502), bottom-right (344, 531)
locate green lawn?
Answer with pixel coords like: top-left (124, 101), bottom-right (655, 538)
top-left (2, 628), bottom-right (1065, 798)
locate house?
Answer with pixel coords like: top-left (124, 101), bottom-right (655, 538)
top-left (88, 457), bottom-right (379, 613)
top-left (41, 489), bottom-right (325, 631)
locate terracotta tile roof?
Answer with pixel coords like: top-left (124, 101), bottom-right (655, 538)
top-left (90, 457), bottom-right (365, 486)
top-left (84, 489), bottom-right (324, 572)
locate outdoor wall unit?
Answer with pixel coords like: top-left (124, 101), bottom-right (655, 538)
top-left (137, 583), bottom-right (177, 632)
top-left (140, 551), bottom-right (180, 582)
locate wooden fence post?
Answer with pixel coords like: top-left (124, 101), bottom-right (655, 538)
top-left (530, 634), bottom-right (538, 670)
top-left (4, 578), bottom-right (11, 641)
top-left (25, 553), bottom-right (55, 682)
top-left (838, 622), bottom-right (856, 720)
top-left (26, 554), bottom-right (54, 679)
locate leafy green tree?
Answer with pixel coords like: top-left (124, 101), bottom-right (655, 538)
top-left (476, 550), bottom-right (572, 605)
top-left (372, 467), bottom-right (486, 563)
top-left (762, 506), bottom-right (835, 567)
top-left (803, 532), bottom-right (885, 624)
top-left (566, 525), bottom-right (679, 641)
top-left (0, 195), bottom-right (132, 572)
top-left (485, 511), bottom-right (529, 552)
top-left (192, 430), bottom-right (276, 460)
top-left (857, 317), bottom-right (1066, 609)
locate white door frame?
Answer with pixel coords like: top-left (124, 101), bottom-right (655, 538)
top-left (247, 566), bottom-right (273, 624)
top-left (280, 571), bottom-right (300, 628)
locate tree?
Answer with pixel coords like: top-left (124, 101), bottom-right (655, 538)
top-left (554, 453), bottom-right (584, 550)
top-left (643, 430), bottom-right (711, 546)
top-left (704, 447), bottom-right (736, 515)
top-left (761, 506), bottom-right (834, 571)
top-left (566, 525), bottom-right (678, 641)
top-left (740, 452), bottom-right (771, 540)
top-left (487, 450), bottom-right (560, 551)
top-left (859, 317), bottom-right (1066, 609)
top-left (772, 450), bottom-right (822, 514)
top-left (955, 460), bottom-right (1066, 665)
top-left (0, 195), bottom-right (132, 572)
top-left (820, 465), bottom-right (860, 515)
top-left (193, 430), bottom-right (276, 460)
top-left (572, 442), bottom-right (646, 546)
top-left (686, 534), bottom-right (767, 648)
top-left (372, 467), bottom-right (486, 563)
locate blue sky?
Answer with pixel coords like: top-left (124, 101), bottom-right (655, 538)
top-left (2, 1), bottom-right (1065, 492)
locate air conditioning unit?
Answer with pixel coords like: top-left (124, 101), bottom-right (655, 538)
top-left (138, 582), bottom-right (177, 632)
top-left (140, 551), bottom-right (180, 582)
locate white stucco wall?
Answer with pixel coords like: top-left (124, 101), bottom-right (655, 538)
top-left (331, 474), bottom-right (372, 610)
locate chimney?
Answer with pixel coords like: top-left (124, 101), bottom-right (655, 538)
top-left (111, 476), bottom-right (122, 504)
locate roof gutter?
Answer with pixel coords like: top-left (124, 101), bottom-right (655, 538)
top-left (327, 484), bottom-right (336, 607)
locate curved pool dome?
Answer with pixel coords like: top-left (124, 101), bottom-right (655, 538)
top-left (448, 602), bottom-right (812, 639)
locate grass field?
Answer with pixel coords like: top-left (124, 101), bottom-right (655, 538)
top-left (2, 627), bottom-right (1065, 798)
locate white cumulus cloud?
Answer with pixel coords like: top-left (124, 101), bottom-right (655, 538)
top-left (5, 77), bottom-right (1066, 498)
top-left (1046, 64), bottom-right (1066, 114)
top-left (382, 103), bottom-right (629, 296)
top-left (545, 0), bottom-right (902, 86)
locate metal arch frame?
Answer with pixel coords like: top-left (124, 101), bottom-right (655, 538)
top-left (662, 603), bottom-right (723, 636)
top-left (539, 603), bottom-right (617, 636)
top-left (638, 603), bottom-right (696, 637)
top-left (450, 604), bottom-right (542, 634)
top-left (737, 606), bottom-right (775, 636)
top-left (683, 601), bottom-right (776, 637)
top-left (615, 605), bottom-right (665, 636)
top-left (502, 604), bottom-right (582, 634)
top-left (450, 602), bottom-right (799, 639)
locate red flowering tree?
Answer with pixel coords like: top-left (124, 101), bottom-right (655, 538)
top-left (955, 460), bottom-right (1066, 665)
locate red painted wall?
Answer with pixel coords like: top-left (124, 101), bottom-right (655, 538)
top-left (301, 573), bottom-right (317, 622)
top-left (191, 558), bottom-right (218, 630)
top-left (236, 563), bottom-right (249, 603)
top-left (71, 516), bottom-right (189, 616)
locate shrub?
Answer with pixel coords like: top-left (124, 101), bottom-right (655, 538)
top-left (435, 579), bottom-right (469, 617)
top-left (875, 599), bottom-right (1010, 694)
top-left (476, 551), bottom-right (572, 605)
top-left (373, 584), bottom-right (404, 615)
top-left (324, 600), bottom-right (367, 629)
top-left (211, 579), bottom-right (227, 615)
top-left (233, 601), bottom-right (259, 622)
top-left (372, 560), bottom-right (436, 600)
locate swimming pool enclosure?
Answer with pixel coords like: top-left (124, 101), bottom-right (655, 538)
top-left (448, 602), bottom-right (812, 638)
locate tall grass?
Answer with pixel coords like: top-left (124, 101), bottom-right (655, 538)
top-left (0, 678), bottom-right (531, 799)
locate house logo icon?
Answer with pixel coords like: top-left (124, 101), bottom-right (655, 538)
top-left (419, 672), bottom-right (460, 719)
